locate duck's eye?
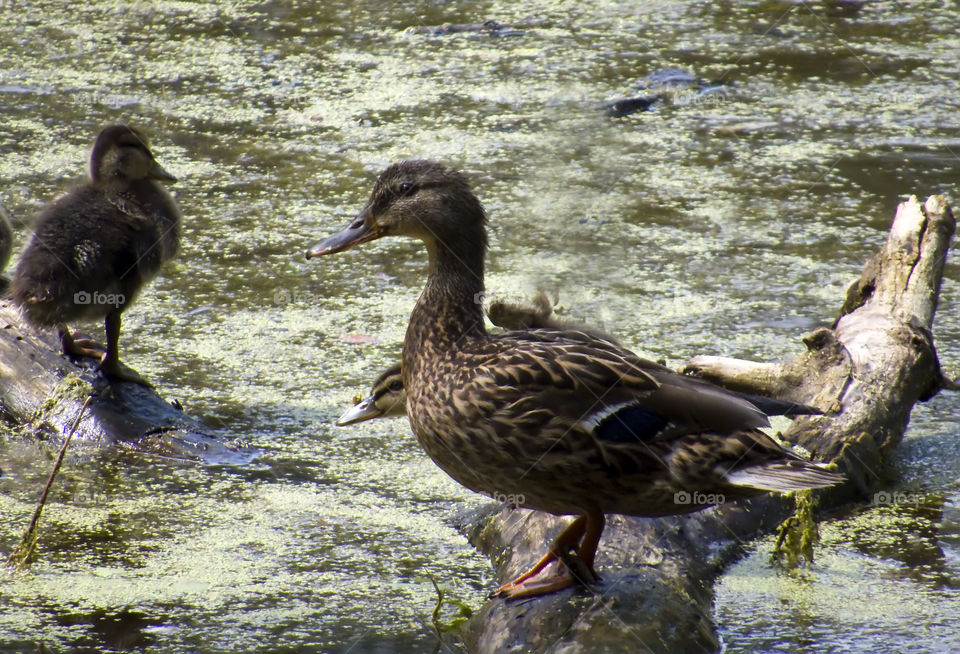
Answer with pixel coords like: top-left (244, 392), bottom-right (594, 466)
top-left (388, 380), bottom-right (404, 392)
top-left (398, 182), bottom-right (416, 196)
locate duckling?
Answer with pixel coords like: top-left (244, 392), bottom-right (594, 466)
top-left (487, 291), bottom-right (559, 331)
top-left (308, 160), bottom-right (843, 599)
top-left (337, 363), bottom-right (406, 425)
top-left (10, 124), bottom-right (180, 385)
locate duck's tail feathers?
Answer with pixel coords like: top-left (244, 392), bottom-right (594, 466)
top-left (726, 461), bottom-right (844, 492)
top-left (737, 393), bottom-right (823, 418)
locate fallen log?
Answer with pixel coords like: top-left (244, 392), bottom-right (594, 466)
top-left (0, 299), bottom-right (252, 464)
top-left (459, 195), bottom-right (954, 653)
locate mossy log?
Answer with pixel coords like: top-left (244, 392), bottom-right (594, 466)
top-left (0, 298), bottom-right (250, 463)
top-left (460, 195), bottom-right (955, 653)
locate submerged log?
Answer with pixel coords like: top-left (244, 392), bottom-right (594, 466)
top-left (0, 299), bottom-right (251, 464)
top-left (460, 195), bottom-right (954, 653)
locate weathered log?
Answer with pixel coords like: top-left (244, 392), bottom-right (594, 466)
top-left (460, 195), bottom-right (954, 653)
top-left (0, 299), bottom-right (251, 463)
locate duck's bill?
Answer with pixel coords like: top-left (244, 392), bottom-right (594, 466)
top-left (149, 161), bottom-right (177, 182)
top-left (306, 206), bottom-right (382, 259)
top-left (336, 395), bottom-right (383, 426)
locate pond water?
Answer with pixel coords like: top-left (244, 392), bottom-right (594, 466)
top-left (1, 1), bottom-right (958, 652)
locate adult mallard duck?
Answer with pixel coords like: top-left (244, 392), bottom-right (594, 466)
top-left (10, 124), bottom-right (180, 385)
top-left (307, 160), bottom-right (843, 599)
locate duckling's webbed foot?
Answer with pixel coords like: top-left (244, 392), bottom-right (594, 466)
top-left (96, 353), bottom-right (152, 387)
top-left (58, 325), bottom-right (107, 359)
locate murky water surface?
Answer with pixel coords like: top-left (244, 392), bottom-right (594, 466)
top-left (1, 1), bottom-right (958, 652)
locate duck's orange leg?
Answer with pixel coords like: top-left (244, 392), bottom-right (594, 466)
top-left (493, 511), bottom-right (605, 600)
top-left (576, 511), bottom-right (605, 579)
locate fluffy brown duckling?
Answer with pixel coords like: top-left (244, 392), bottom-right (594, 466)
top-left (337, 363), bottom-right (407, 426)
top-left (10, 124), bottom-right (180, 385)
top-left (308, 160), bottom-right (843, 599)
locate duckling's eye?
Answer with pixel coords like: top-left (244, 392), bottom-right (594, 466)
top-left (387, 380), bottom-right (404, 392)
top-left (398, 182), bottom-right (417, 196)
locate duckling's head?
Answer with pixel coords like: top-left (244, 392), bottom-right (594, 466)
top-left (307, 160), bottom-right (486, 260)
top-left (90, 124), bottom-right (176, 185)
top-left (336, 363), bottom-right (407, 425)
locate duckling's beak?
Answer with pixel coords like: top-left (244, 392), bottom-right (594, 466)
top-left (336, 394), bottom-right (383, 426)
top-left (306, 205), bottom-right (383, 259)
top-left (149, 161), bottom-right (177, 182)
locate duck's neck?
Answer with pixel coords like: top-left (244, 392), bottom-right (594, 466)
top-left (405, 232), bottom-right (487, 359)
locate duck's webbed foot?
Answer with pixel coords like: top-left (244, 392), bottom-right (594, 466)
top-left (96, 353), bottom-right (152, 387)
top-left (93, 310), bottom-right (151, 386)
top-left (58, 325), bottom-right (107, 359)
top-left (494, 560), bottom-right (598, 600)
top-left (492, 512), bottom-right (605, 600)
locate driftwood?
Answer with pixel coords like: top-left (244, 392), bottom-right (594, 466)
top-left (0, 298), bottom-right (250, 463)
top-left (459, 195), bottom-right (954, 653)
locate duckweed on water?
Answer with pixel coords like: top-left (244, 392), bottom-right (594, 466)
top-left (1, 0), bottom-right (959, 651)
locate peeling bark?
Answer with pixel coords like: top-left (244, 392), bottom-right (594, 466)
top-left (460, 196), bottom-right (954, 653)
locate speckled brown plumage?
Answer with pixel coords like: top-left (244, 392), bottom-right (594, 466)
top-left (308, 160), bottom-right (844, 599)
top-left (338, 296), bottom-right (820, 426)
top-left (10, 124), bottom-right (180, 384)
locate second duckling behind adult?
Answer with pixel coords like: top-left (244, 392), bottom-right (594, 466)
top-left (10, 124), bottom-right (180, 384)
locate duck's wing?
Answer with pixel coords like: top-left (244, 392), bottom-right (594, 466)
top-left (444, 334), bottom-right (839, 513)
top-left (462, 331), bottom-right (770, 444)
top-left (106, 189), bottom-right (155, 225)
top-left (12, 189), bottom-right (140, 294)
top-left (505, 327), bottom-right (821, 420)
top-left (484, 329), bottom-right (771, 434)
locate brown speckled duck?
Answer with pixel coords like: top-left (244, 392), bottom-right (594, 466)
top-left (307, 160), bottom-right (843, 599)
top-left (10, 125), bottom-right (180, 385)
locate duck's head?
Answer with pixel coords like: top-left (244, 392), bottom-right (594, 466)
top-left (90, 124), bottom-right (176, 185)
top-left (306, 160), bottom-right (486, 260)
top-left (336, 363), bottom-right (407, 426)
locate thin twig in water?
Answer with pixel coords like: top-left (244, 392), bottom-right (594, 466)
top-left (6, 394), bottom-right (94, 571)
